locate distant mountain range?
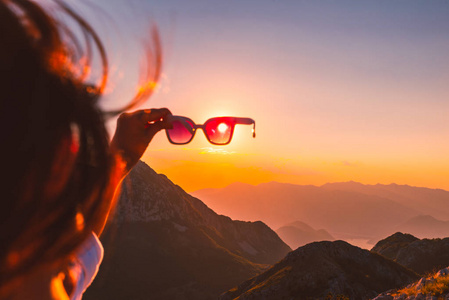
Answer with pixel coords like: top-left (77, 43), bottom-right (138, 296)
top-left (275, 221), bottom-right (334, 250)
top-left (371, 232), bottom-right (449, 275)
top-left (395, 215), bottom-right (449, 239)
top-left (83, 162), bottom-right (290, 300)
top-left (322, 182), bottom-right (449, 221)
top-left (192, 181), bottom-right (449, 242)
top-left (220, 240), bottom-right (419, 300)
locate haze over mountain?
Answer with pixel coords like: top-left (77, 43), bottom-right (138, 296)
top-left (193, 181), bottom-right (449, 243)
top-left (276, 221), bottom-right (334, 250)
top-left (84, 162), bottom-right (290, 300)
top-left (395, 215), bottom-right (449, 239)
top-left (322, 182), bottom-right (449, 221)
top-left (220, 241), bottom-right (419, 300)
top-left (371, 232), bottom-right (449, 275)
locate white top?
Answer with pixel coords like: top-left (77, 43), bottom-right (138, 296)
top-left (69, 232), bottom-right (104, 300)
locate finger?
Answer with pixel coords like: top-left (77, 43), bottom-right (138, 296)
top-left (141, 108), bottom-right (172, 124)
top-left (156, 117), bottom-right (174, 130)
top-left (145, 118), bottom-right (172, 137)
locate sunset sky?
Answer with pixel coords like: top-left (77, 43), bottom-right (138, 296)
top-left (83, 0), bottom-right (449, 192)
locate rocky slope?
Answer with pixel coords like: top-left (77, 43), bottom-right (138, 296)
top-left (83, 161), bottom-right (291, 300)
top-left (220, 240), bottom-right (419, 300)
top-left (372, 232), bottom-right (449, 275)
top-left (373, 267), bottom-right (449, 300)
top-left (276, 221), bottom-right (334, 250)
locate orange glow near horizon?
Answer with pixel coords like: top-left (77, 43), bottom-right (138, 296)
top-left (147, 158), bottom-right (449, 193)
top-left (143, 141), bottom-right (449, 193)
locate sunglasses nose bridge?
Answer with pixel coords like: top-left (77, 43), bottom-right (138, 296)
top-left (193, 124), bottom-right (203, 135)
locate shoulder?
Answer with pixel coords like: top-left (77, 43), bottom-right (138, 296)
top-left (68, 232), bottom-right (104, 300)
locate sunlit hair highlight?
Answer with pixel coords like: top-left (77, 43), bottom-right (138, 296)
top-left (0, 0), bottom-right (162, 295)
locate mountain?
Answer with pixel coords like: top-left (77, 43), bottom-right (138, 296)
top-left (192, 182), bottom-right (419, 240)
top-left (276, 221), bottom-right (334, 250)
top-left (370, 232), bottom-right (419, 260)
top-left (371, 232), bottom-right (449, 275)
top-left (220, 241), bottom-right (419, 300)
top-left (395, 215), bottom-right (449, 239)
top-left (83, 161), bottom-right (291, 300)
top-left (322, 182), bottom-right (449, 221)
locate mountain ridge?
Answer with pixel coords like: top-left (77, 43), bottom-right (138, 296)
top-left (276, 221), bottom-right (335, 250)
top-left (371, 232), bottom-right (449, 275)
top-left (192, 181), bottom-right (449, 243)
top-left (192, 182), bottom-right (421, 240)
top-left (84, 161), bottom-right (290, 300)
top-left (220, 240), bottom-right (419, 300)
top-left (395, 215), bottom-right (449, 239)
top-left (191, 180), bottom-right (449, 193)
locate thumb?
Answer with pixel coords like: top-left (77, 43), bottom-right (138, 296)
top-left (145, 118), bottom-right (172, 139)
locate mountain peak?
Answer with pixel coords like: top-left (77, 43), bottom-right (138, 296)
top-left (85, 161), bottom-right (291, 300)
top-left (372, 232), bottom-right (449, 275)
top-left (220, 240), bottom-right (418, 300)
top-left (276, 220), bottom-right (335, 249)
top-left (113, 161), bottom-right (291, 261)
top-left (113, 160), bottom-right (205, 223)
top-left (371, 232), bottom-right (419, 260)
top-left (407, 214), bottom-right (438, 222)
top-left (321, 181), bottom-right (366, 188)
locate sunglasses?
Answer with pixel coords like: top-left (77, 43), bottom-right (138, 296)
top-left (165, 116), bottom-right (256, 145)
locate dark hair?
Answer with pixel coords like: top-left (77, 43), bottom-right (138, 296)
top-left (0, 0), bottom-right (161, 294)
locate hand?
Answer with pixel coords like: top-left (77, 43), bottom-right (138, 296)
top-left (110, 108), bottom-right (172, 173)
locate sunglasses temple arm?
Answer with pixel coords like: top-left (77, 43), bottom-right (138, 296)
top-left (178, 118), bottom-right (195, 135)
top-left (234, 118), bottom-right (255, 138)
top-left (234, 117), bottom-right (254, 125)
top-left (234, 117), bottom-right (256, 138)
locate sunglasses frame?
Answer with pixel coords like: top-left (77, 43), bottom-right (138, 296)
top-left (165, 115), bottom-right (256, 145)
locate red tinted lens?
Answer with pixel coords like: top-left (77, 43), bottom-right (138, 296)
top-left (205, 118), bottom-right (234, 144)
top-left (167, 119), bottom-right (194, 144)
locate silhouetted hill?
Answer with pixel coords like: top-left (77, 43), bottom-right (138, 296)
top-left (372, 232), bottom-right (449, 275)
top-left (192, 182), bottom-right (418, 240)
top-left (220, 241), bottom-right (419, 300)
top-left (370, 232), bottom-right (419, 259)
top-left (276, 221), bottom-right (334, 249)
top-left (396, 215), bottom-right (449, 239)
top-left (83, 162), bottom-right (291, 300)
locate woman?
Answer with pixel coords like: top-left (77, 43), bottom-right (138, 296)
top-left (0, 0), bottom-right (170, 298)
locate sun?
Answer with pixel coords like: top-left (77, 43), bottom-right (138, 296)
top-left (218, 123), bottom-right (228, 133)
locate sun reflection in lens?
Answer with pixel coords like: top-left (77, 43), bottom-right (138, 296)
top-left (218, 123), bottom-right (228, 133)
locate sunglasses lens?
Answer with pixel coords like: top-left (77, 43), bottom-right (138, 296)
top-left (205, 118), bottom-right (234, 144)
top-left (167, 119), bottom-right (194, 144)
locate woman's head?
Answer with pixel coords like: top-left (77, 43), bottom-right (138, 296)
top-left (0, 0), bottom-right (160, 294)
